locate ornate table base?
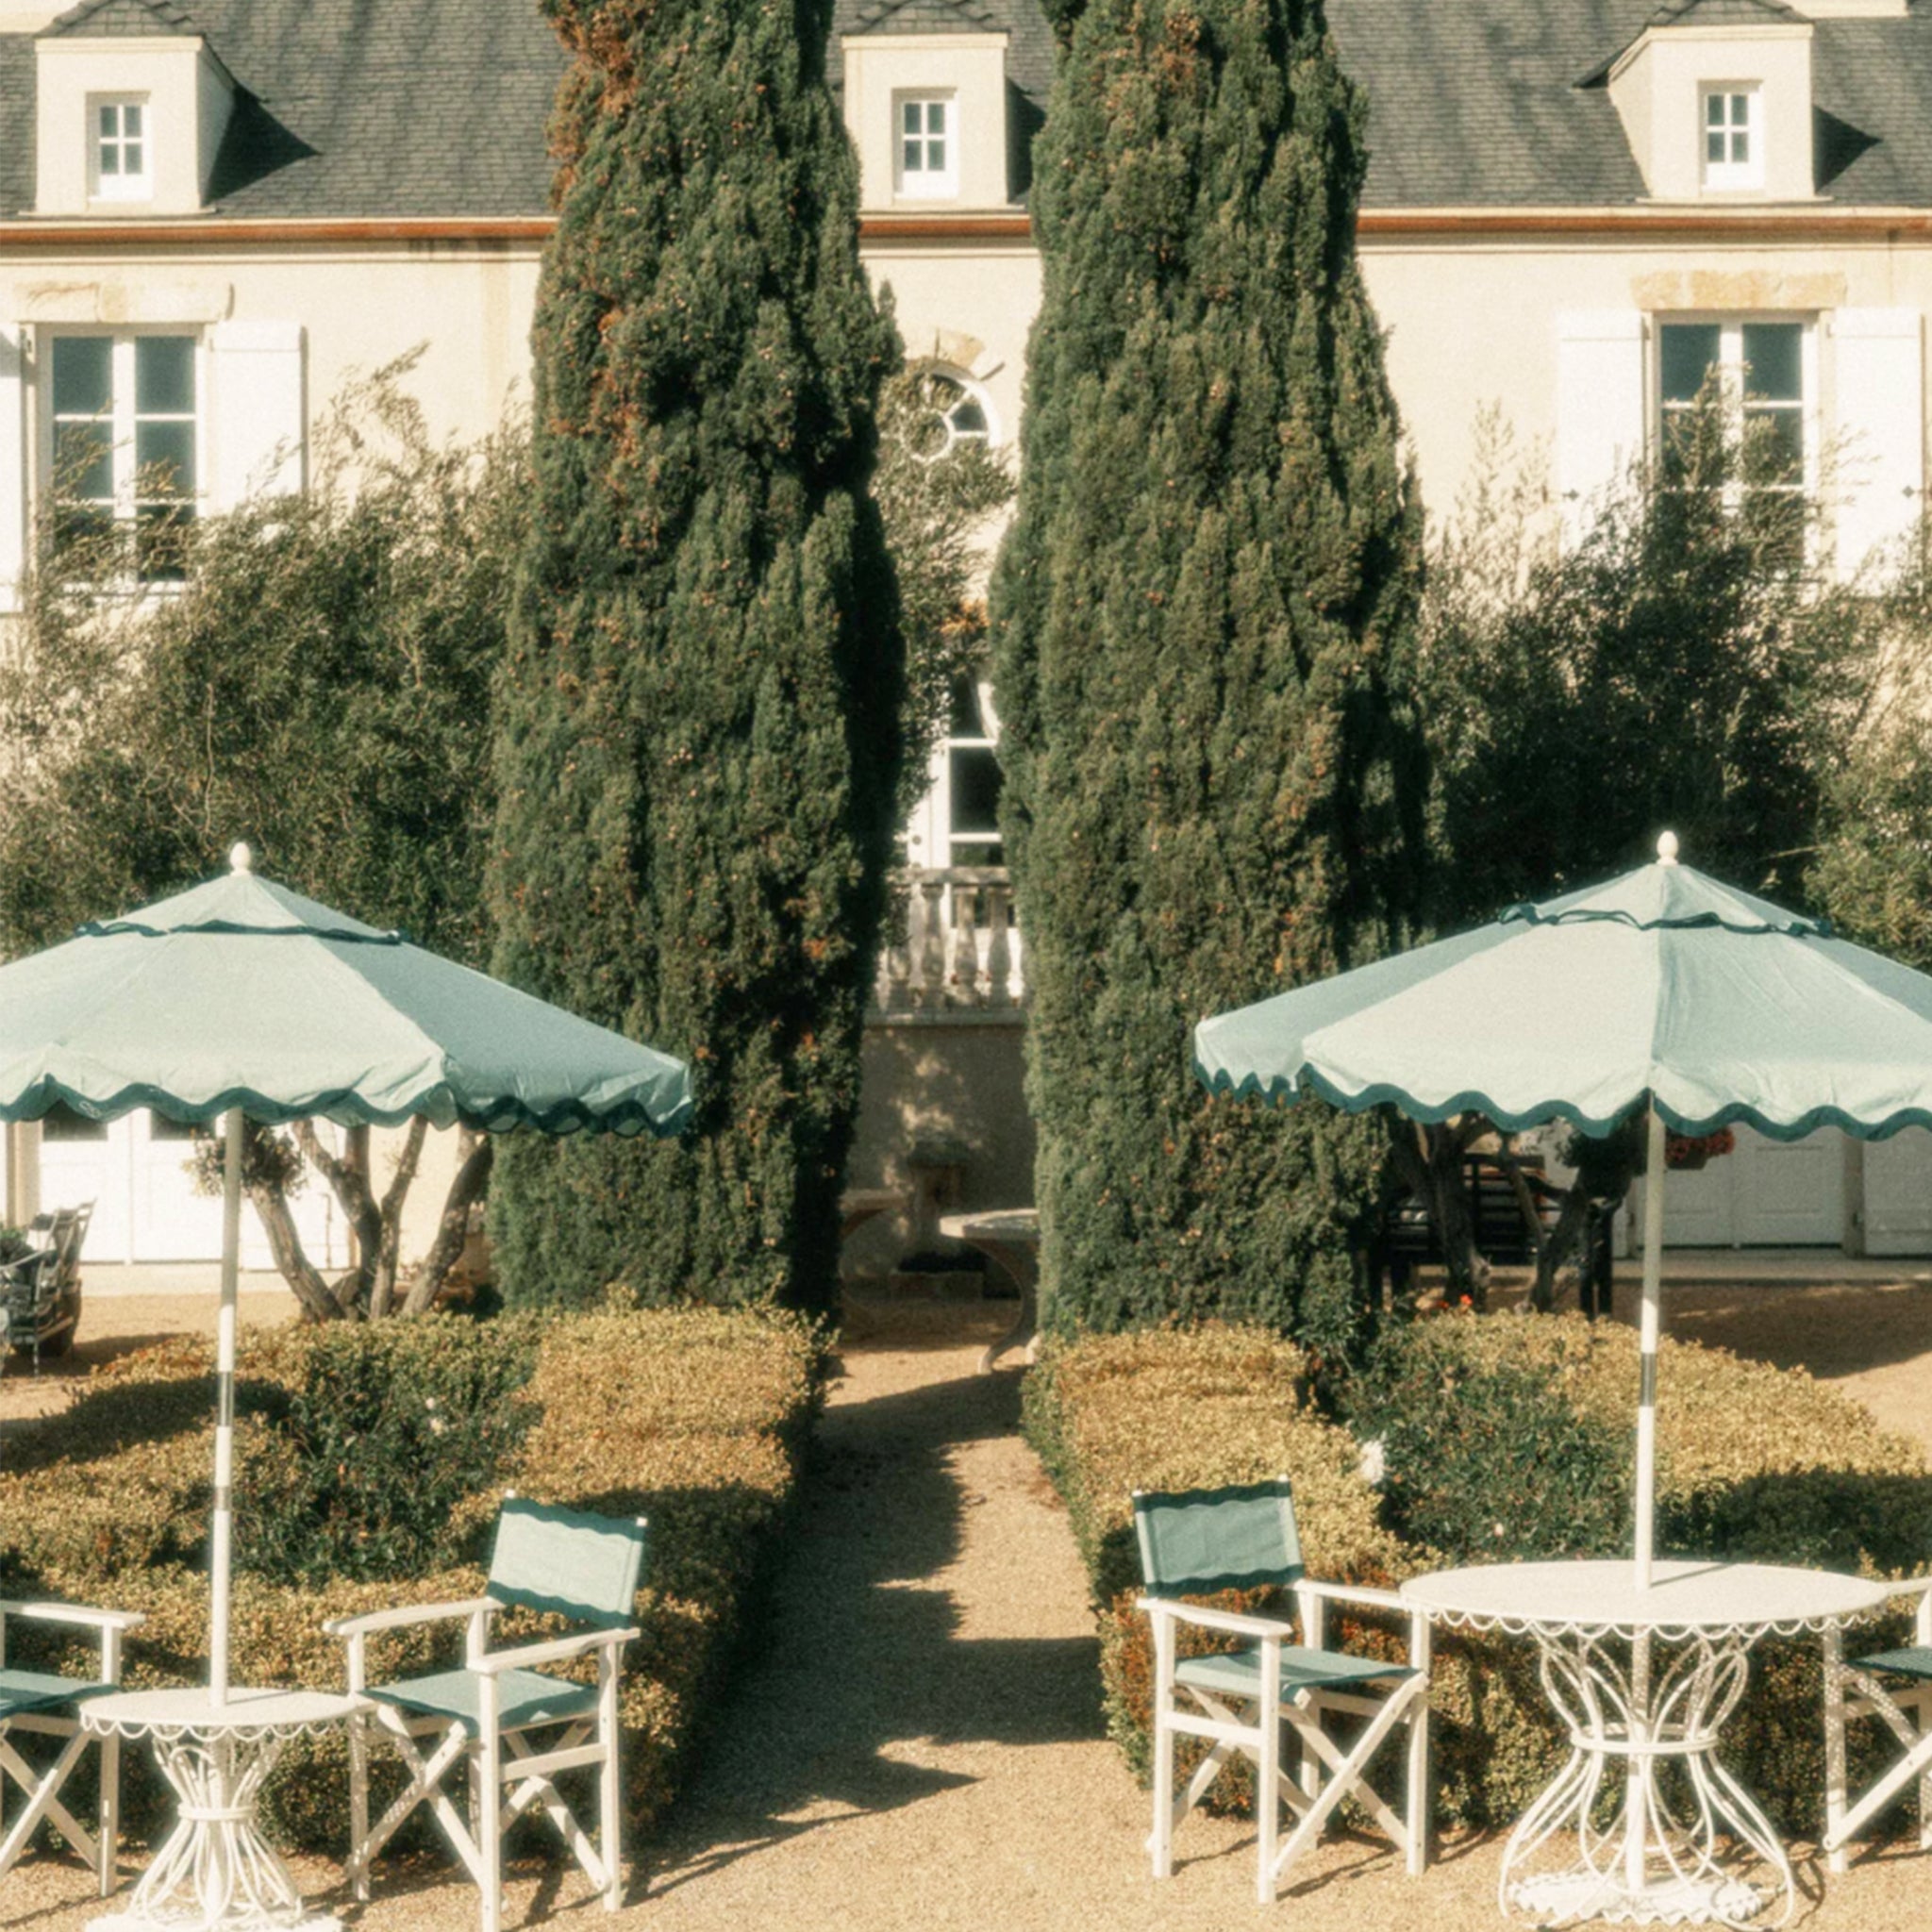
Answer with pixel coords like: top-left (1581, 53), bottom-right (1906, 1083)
top-left (1500, 1627), bottom-right (1789, 1929)
top-left (83, 1688), bottom-right (354, 1932)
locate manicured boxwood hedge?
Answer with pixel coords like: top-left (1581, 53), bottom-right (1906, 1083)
top-left (0, 1301), bottom-right (827, 1852)
top-left (1024, 1316), bottom-right (1932, 1836)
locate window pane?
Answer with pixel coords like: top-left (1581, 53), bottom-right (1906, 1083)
top-left (124, 103), bottom-right (142, 137)
top-left (925, 102), bottom-right (946, 135)
top-left (42, 1102), bottom-right (108, 1141)
top-left (137, 336), bottom-right (195, 414)
top-left (925, 140), bottom-right (944, 171)
top-left (123, 142), bottom-right (143, 175)
top-left (55, 423), bottom-right (113, 501)
top-left (948, 674), bottom-right (988, 738)
top-left (1659, 325), bottom-right (1722, 405)
top-left (52, 337), bottom-right (111, 416)
top-left (949, 396), bottom-right (988, 438)
top-left (902, 102), bottom-right (921, 136)
top-left (136, 419), bottom-right (195, 495)
top-left (903, 141), bottom-right (922, 173)
top-left (950, 744), bottom-right (1003, 836)
top-left (136, 502), bottom-right (193, 582)
top-left (99, 147), bottom-right (120, 176)
top-left (99, 103), bottom-right (116, 138)
top-left (1707, 93), bottom-right (1724, 127)
top-left (1744, 407), bottom-right (1805, 482)
top-left (1741, 324), bottom-right (1801, 402)
top-left (1707, 131), bottom-right (1724, 163)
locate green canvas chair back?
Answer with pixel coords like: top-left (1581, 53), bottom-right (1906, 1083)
top-left (487, 1498), bottom-right (648, 1630)
top-left (1134, 1477), bottom-right (1303, 1599)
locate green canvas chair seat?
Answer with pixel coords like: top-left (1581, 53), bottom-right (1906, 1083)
top-left (1175, 1646), bottom-right (1420, 1701)
top-left (328, 1497), bottom-right (648, 1932)
top-left (362, 1668), bottom-right (600, 1740)
top-left (1823, 1576), bottom-right (1932, 1864)
top-left (0, 1599), bottom-right (142, 1902)
top-left (1134, 1476), bottom-right (1431, 1905)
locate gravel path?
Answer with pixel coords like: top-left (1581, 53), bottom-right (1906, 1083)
top-left (1, 1287), bottom-right (1929, 1929)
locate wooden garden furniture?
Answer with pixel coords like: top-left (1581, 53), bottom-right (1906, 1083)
top-left (0, 1596), bottom-right (142, 1898)
top-left (326, 1496), bottom-right (648, 1932)
top-left (1133, 1475), bottom-right (1431, 1904)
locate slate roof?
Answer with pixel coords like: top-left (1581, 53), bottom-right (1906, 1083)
top-left (1644, 0), bottom-right (1805, 27)
top-left (2, 0), bottom-right (1932, 222)
top-left (46, 0), bottom-right (208, 37)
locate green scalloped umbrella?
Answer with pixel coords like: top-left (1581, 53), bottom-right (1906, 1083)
top-left (1193, 832), bottom-right (1932, 1589)
top-left (0, 846), bottom-right (692, 1703)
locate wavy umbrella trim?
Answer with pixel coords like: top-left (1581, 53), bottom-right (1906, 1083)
top-left (1191, 1058), bottom-right (1932, 1145)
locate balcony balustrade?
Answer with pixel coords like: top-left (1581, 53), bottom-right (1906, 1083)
top-left (873, 866), bottom-right (1026, 1013)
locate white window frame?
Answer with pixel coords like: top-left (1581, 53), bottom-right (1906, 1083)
top-left (894, 92), bottom-right (958, 201)
top-left (41, 328), bottom-right (204, 588)
top-left (1701, 84), bottom-right (1762, 193)
top-left (906, 364), bottom-right (999, 462)
top-left (1653, 314), bottom-right (1817, 541)
top-left (89, 93), bottom-right (152, 204)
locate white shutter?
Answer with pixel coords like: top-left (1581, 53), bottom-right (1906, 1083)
top-left (0, 327), bottom-right (28, 614)
top-left (1557, 310), bottom-right (1645, 546)
top-left (208, 321), bottom-right (306, 508)
top-left (1833, 307), bottom-right (1923, 581)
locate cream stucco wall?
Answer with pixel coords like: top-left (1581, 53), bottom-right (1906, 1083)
top-left (1357, 235), bottom-right (1932, 528)
top-left (0, 240), bottom-right (541, 447)
top-left (842, 34), bottom-right (1011, 211)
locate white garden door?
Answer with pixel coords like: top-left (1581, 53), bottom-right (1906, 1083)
top-left (1656, 1124), bottom-right (1842, 1247)
top-left (1861, 1127), bottom-right (1932, 1257)
top-left (33, 1109), bottom-right (346, 1267)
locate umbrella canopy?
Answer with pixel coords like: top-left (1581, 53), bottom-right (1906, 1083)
top-left (0, 859), bottom-right (691, 1137)
top-left (0, 847), bottom-right (692, 1704)
top-left (1192, 833), bottom-right (1932, 1588)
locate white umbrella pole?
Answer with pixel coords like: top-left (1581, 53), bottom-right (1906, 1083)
top-left (209, 1108), bottom-right (243, 1707)
top-left (1633, 1105), bottom-right (1668, 1591)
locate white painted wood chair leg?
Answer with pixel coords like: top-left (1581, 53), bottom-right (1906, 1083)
top-left (1256, 1634), bottom-right (1281, 1906)
top-left (1150, 1607), bottom-right (1175, 1879)
top-left (1297, 1588), bottom-right (1325, 1819)
top-left (98, 1623), bottom-right (122, 1897)
top-left (478, 1673), bottom-right (502, 1932)
top-left (598, 1650), bottom-right (623, 1909)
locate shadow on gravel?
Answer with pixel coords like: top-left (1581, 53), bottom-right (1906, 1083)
top-left (643, 1351), bottom-right (1103, 1894)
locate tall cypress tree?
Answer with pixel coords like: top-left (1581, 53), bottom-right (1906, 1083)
top-left (488, 0), bottom-right (903, 1315)
top-left (991, 0), bottom-right (1424, 1351)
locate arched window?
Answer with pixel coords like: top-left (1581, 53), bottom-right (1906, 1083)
top-left (903, 365), bottom-right (997, 461)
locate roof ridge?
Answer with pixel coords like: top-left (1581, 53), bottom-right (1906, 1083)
top-left (851, 0), bottom-right (1002, 31)
top-left (43, 0), bottom-right (208, 39)
top-left (1643, 0), bottom-right (1807, 26)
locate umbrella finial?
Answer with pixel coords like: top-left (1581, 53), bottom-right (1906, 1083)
top-left (228, 842), bottom-right (254, 875)
top-left (1657, 831), bottom-right (1680, 868)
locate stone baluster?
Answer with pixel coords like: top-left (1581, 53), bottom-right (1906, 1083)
top-left (949, 880), bottom-right (982, 1005)
top-left (984, 880), bottom-right (1013, 1008)
top-left (879, 882), bottom-right (914, 1012)
top-left (916, 874), bottom-right (947, 1008)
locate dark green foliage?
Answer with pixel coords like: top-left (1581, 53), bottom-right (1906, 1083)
top-left (989, 0), bottom-right (1424, 1346)
top-left (488, 0), bottom-right (905, 1318)
top-left (238, 1319), bottom-right (540, 1587)
top-left (1423, 404), bottom-right (1874, 929)
top-left (1347, 1320), bottom-right (1630, 1561)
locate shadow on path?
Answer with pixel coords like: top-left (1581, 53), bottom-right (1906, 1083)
top-left (642, 1331), bottom-right (1103, 1892)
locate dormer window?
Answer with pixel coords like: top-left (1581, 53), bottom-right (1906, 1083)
top-left (1702, 86), bottom-right (1761, 192)
top-left (896, 92), bottom-right (957, 200)
top-left (91, 95), bottom-right (150, 202)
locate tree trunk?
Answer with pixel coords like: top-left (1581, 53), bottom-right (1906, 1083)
top-left (400, 1130), bottom-right (494, 1316)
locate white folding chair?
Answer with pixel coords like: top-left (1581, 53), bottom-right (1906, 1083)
top-left (1134, 1475), bottom-right (1431, 1904)
top-left (327, 1496), bottom-right (648, 1932)
top-left (1824, 1574), bottom-right (1932, 1864)
top-left (0, 1596), bottom-right (143, 1897)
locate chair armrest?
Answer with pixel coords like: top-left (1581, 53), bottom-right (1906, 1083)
top-left (470, 1627), bottom-right (641, 1676)
top-left (1136, 1597), bottom-right (1293, 1642)
top-left (0, 1600), bottom-right (145, 1634)
top-left (325, 1596), bottom-right (494, 1640)
top-left (1295, 1578), bottom-right (1408, 1614)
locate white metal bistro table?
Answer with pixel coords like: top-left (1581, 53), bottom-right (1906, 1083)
top-left (1401, 1560), bottom-right (1890, 1928)
top-left (83, 1686), bottom-right (356, 1932)
top-left (937, 1208), bottom-right (1040, 1373)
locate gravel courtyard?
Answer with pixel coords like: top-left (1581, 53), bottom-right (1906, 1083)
top-left (0, 1268), bottom-right (1926, 1930)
